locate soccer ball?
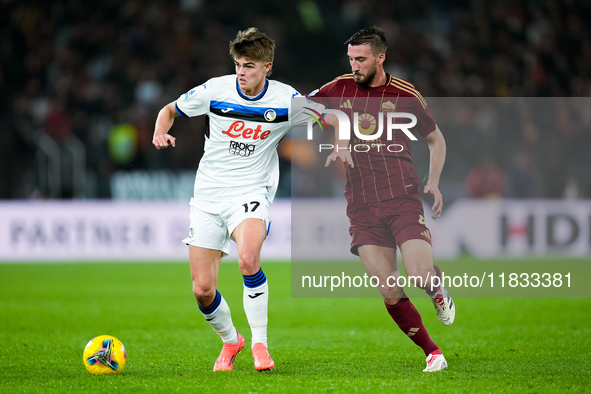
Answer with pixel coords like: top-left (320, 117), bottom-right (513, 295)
top-left (83, 335), bottom-right (127, 375)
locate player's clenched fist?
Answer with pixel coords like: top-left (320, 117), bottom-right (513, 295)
top-left (153, 134), bottom-right (176, 149)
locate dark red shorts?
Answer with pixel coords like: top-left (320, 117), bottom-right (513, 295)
top-left (347, 194), bottom-right (432, 256)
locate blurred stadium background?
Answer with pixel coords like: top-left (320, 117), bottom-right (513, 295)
top-left (0, 0), bottom-right (590, 262)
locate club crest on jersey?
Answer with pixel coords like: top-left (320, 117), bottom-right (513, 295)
top-left (382, 101), bottom-right (396, 112)
top-left (222, 121), bottom-right (271, 140)
top-left (264, 109), bottom-right (277, 122)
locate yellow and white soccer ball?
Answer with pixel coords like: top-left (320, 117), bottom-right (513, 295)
top-left (83, 335), bottom-right (127, 375)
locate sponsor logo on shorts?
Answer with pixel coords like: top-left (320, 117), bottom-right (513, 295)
top-left (229, 141), bottom-right (256, 157)
top-left (188, 227), bottom-right (195, 238)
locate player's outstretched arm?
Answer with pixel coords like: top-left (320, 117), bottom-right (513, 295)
top-left (324, 113), bottom-right (354, 168)
top-left (152, 102), bottom-right (179, 150)
top-left (423, 126), bottom-right (446, 218)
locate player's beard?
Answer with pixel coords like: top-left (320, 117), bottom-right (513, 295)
top-left (353, 62), bottom-right (378, 87)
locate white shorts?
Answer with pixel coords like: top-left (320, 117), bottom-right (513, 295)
top-left (182, 194), bottom-right (271, 256)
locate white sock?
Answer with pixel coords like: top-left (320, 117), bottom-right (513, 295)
top-left (199, 290), bottom-right (238, 344)
top-left (243, 275), bottom-right (269, 348)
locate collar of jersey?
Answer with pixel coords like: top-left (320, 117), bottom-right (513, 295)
top-left (236, 78), bottom-right (269, 101)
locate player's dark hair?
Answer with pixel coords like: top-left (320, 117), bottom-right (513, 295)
top-left (345, 26), bottom-right (387, 56)
top-left (230, 27), bottom-right (275, 76)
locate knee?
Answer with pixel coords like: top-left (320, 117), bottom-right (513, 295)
top-left (192, 282), bottom-right (216, 305)
top-left (238, 252), bottom-right (259, 275)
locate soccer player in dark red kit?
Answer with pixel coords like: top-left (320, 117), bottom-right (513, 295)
top-left (310, 26), bottom-right (455, 372)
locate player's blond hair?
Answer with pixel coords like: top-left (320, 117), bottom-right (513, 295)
top-left (229, 28), bottom-right (275, 76)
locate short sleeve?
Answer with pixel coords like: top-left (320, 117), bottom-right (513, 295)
top-left (289, 93), bottom-right (326, 128)
top-left (175, 82), bottom-right (211, 118)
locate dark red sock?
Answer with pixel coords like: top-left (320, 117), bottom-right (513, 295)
top-left (385, 298), bottom-right (439, 356)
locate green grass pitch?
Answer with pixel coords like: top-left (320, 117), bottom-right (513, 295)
top-left (1, 260), bottom-right (590, 393)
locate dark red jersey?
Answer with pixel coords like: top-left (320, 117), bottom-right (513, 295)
top-left (311, 73), bottom-right (436, 204)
